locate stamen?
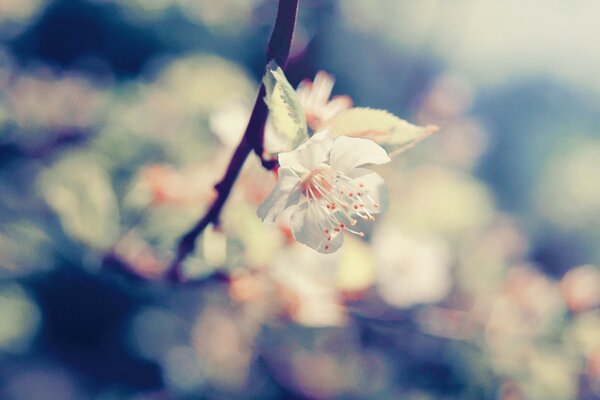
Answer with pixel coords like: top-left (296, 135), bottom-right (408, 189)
top-left (302, 165), bottom-right (380, 244)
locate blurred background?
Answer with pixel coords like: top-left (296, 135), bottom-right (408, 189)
top-left (1, 0), bottom-right (600, 399)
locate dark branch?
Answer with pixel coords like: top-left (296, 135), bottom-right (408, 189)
top-left (166, 0), bottom-right (299, 282)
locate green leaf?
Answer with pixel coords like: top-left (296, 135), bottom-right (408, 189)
top-left (39, 154), bottom-right (120, 249)
top-left (328, 107), bottom-right (438, 156)
top-left (262, 61), bottom-right (308, 149)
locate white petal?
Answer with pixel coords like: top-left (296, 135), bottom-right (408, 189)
top-left (347, 168), bottom-right (389, 214)
top-left (257, 168), bottom-right (301, 223)
top-left (290, 202), bottom-right (344, 254)
top-left (329, 136), bottom-right (390, 172)
top-left (278, 129), bottom-right (333, 172)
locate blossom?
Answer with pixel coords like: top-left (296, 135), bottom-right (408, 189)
top-left (296, 71), bottom-right (352, 131)
top-left (372, 227), bottom-right (452, 308)
top-left (257, 130), bottom-right (390, 253)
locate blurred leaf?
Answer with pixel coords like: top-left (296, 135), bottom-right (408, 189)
top-left (263, 61), bottom-right (308, 149)
top-left (39, 154), bottom-right (120, 249)
top-left (328, 107), bottom-right (438, 156)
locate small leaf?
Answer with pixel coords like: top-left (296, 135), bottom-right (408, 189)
top-left (39, 154), bottom-right (120, 249)
top-left (263, 61), bottom-right (308, 149)
top-left (328, 107), bottom-right (438, 156)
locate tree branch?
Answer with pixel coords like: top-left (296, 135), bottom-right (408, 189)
top-left (166, 0), bottom-right (299, 282)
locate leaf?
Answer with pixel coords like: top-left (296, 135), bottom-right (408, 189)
top-left (328, 107), bottom-right (438, 156)
top-left (39, 154), bottom-right (120, 249)
top-left (262, 61), bottom-right (308, 149)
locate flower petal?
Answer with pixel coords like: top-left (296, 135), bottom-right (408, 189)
top-left (257, 167), bottom-right (301, 223)
top-left (329, 136), bottom-right (390, 172)
top-left (347, 168), bottom-right (389, 214)
top-left (290, 202), bottom-right (344, 254)
top-left (278, 129), bottom-right (333, 172)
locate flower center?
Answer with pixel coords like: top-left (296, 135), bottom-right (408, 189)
top-left (300, 165), bottom-right (380, 251)
top-left (300, 165), bottom-right (333, 199)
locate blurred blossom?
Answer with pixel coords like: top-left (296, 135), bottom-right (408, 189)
top-left (154, 55), bottom-right (254, 114)
top-left (269, 244), bottom-right (347, 327)
top-left (39, 153), bottom-right (120, 250)
top-left (372, 227), bottom-right (452, 308)
top-left (482, 265), bottom-right (564, 351)
top-left (0, 222), bottom-right (54, 276)
top-left (129, 307), bottom-right (189, 361)
top-left (336, 235), bottom-right (375, 295)
top-left (223, 200), bottom-right (284, 268)
top-left (417, 73), bottom-right (489, 168)
top-left (387, 166), bottom-right (494, 237)
top-left (236, 156), bottom-right (278, 206)
top-left (101, 55), bottom-right (254, 164)
top-left (0, 284), bottom-right (40, 352)
top-left (419, 74), bottom-right (474, 120)
top-left (163, 345), bottom-right (205, 392)
top-left (524, 349), bottom-right (579, 400)
top-left (416, 306), bottom-right (475, 340)
top-left (264, 329), bottom-right (390, 399)
top-left (113, 231), bottom-right (168, 279)
top-left (458, 216), bottom-right (529, 294)
top-left (588, 347), bottom-right (600, 394)
top-left (6, 69), bottom-right (106, 131)
top-left (228, 269), bottom-right (272, 304)
top-left (201, 226), bottom-right (227, 267)
top-left (210, 96), bottom-right (289, 154)
top-left (567, 311), bottom-right (600, 357)
top-left (128, 163), bottom-right (218, 208)
top-left (109, 84), bottom-right (194, 141)
top-left (192, 305), bottom-right (253, 389)
top-left (536, 141), bottom-right (600, 229)
top-left (561, 265), bottom-right (600, 313)
top-left (209, 97), bottom-right (251, 148)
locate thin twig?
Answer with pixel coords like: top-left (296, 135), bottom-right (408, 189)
top-left (166, 0), bottom-right (299, 282)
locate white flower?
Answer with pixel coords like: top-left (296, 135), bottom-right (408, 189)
top-left (257, 130), bottom-right (390, 253)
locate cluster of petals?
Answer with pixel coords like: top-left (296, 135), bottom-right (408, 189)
top-left (258, 130), bottom-right (390, 253)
